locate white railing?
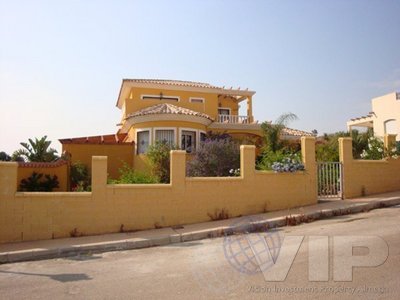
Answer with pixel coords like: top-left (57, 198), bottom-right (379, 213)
top-left (217, 115), bottom-right (250, 124)
top-left (317, 162), bottom-right (343, 199)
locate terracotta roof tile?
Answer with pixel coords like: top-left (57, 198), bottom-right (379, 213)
top-left (123, 79), bottom-right (221, 89)
top-left (281, 127), bottom-right (315, 137)
top-left (59, 133), bottom-right (132, 145)
top-left (18, 160), bottom-right (69, 168)
top-left (126, 103), bottom-right (214, 121)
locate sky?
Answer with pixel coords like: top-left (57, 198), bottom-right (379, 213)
top-left (1, 0), bottom-right (400, 154)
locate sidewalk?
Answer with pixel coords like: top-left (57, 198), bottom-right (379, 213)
top-left (1, 191), bottom-right (400, 264)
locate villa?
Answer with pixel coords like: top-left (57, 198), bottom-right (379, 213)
top-left (60, 79), bottom-right (313, 177)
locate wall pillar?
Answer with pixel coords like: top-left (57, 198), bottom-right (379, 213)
top-left (338, 137), bottom-right (353, 199)
top-left (240, 145), bottom-right (255, 180)
top-left (91, 156), bottom-right (108, 196)
top-left (301, 137), bottom-right (317, 201)
top-left (384, 134), bottom-right (397, 153)
top-left (247, 96), bottom-right (253, 123)
top-left (170, 150), bottom-right (186, 187)
top-left (339, 137), bottom-right (353, 163)
top-left (0, 162), bottom-right (18, 197)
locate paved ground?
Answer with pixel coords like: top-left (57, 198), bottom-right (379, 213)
top-left (0, 205), bottom-right (399, 299)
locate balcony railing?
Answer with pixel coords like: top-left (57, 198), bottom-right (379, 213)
top-left (217, 114), bottom-right (251, 124)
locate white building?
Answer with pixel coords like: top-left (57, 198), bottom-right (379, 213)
top-left (347, 92), bottom-right (400, 140)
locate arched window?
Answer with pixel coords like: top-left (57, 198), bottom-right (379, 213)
top-left (384, 119), bottom-right (397, 135)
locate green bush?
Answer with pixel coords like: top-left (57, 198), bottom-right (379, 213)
top-left (110, 163), bottom-right (158, 184)
top-left (257, 150), bottom-right (304, 172)
top-left (70, 161), bottom-right (90, 191)
top-left (147, 142), bottom-right (176, 183)
top-left (187, 138), bottom-right (240, 177)
top-left (19, 172), bottom-right (59, 191)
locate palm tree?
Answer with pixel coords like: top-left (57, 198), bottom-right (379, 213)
top-left (12, 136), bottom-right (58, 162)
top-left (261, 113), bottom-right (298, 152)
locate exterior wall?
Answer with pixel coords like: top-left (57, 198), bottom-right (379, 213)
top-left (130, 120), bottom-right (207, 146)
top-left (62, 144), bottom-right (134, 179)
top-left (0, 138), bottom-right (317, 244)
top-left (125, 87), bottom-right (220, 119)
top-left (339, 137), bottom-right (400, 198)
top-left (218, 95), bottom-right (239, 115)
top-left (17, 162), bottom-right (69, 192)
top-left (371, 92), bottom-right (400, 140)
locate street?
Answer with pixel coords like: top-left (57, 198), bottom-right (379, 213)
top-left (0, 205), bottom-right (399, 299)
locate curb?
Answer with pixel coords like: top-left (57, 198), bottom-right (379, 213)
top-left (1, 197), bottom-right (400, 264)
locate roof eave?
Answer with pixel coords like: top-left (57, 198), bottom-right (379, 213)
top-left (116, 80), bottom-right (256, 108)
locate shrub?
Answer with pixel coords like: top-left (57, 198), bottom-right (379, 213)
top-left (257, 150), bottom-right (304, 172)
top-left (187, 138), bottom-right (240, 177)
top-left (70, 161), bottom-right (90, 191)
top-left (19, 172), bottom-right (59, 191)
top-left (0, 151), bottom-right (11, 161)
top-left (271, 155), bottom-right (305, 173)
top-left (147, 142), bottom-right (176, 183)
top-left (359, 137), bottom-right (400, 160)
top-left (110, 162), bottom-right (158, 184)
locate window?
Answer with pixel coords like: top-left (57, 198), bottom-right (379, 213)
top-left (137, 130), bottom-right (150, 154)
top-left (141, 94), bottom-right (179, 102)
top-left (155, 129), bottom-right (175, 146)
top-left (190, 97), bottom-right (204, 103)
top-left (181, 130), bottom-right (196, 153)
top-left (384, 119), bottom-right (397, 135)
top-left (200, 132), bottom-right (207, 143)
top-left (218, 108), bottom-right (230, 115)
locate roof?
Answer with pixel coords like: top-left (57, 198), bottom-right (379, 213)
top-left (126, 103), bottom-right (214, 121)
top-left (116, 78), bottom-right (256, 108)
top-left (122, 79), bottom-right (221, 90)
top-left (281, 127), bottom-right (315, 137)
top-left (349, 113), bottom-right (374, 122)
top-left (18, 160), bottom-right (69, 168)
top-left (59, 133), bottom-right (132, 145)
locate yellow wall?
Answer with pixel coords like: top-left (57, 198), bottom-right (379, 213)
top-left (218, 95), bottom-right (239, 115)
top-left (17, 163), bottom-right (69, 192)
top-left (62, 144), bottom-right (134, 179)
top-left (0, 137), bottom-right (317, 243)
top-left (125, 87), bottom-right (220, 119)
top-left (339, 137), bottom-right (400, 198)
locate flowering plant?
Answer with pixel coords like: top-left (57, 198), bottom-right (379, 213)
top-left (271, 153), bottom-right (305, 173)
top-left (229, 168), bottom-right (241, 176)
top-left (360, 137), bottom-right (399, 160)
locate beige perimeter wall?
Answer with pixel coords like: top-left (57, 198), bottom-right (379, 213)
top-left (339, 137), bottom-right (400, 198)
top-left (0, 137), bottom-right (317, 243)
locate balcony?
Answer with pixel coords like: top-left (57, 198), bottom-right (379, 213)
top-left (217, 114), bottom-right (252, 124)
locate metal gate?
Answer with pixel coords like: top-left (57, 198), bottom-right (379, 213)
top-left (317, 162), bottom-right (343, 199)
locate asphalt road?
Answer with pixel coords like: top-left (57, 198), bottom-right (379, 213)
top-left (0, 205), bottom-right (399, 300)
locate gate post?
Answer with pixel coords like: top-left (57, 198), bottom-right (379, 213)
top-left (339, 137), bottom-right (352, 199)
top-left (301, 137), bottom-right (317, 201)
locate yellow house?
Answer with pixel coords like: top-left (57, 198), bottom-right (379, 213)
top-left (60, 79), bottom-right (313, 177)
top-left (347, 92), bottom-right (400, 140)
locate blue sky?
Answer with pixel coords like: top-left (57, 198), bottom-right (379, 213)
top-left (1, 0), bottom-right (400, 154)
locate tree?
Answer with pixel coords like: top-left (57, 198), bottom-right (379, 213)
top-left (0, 151), bottom-right (11, 161)
top-left (12, 136), bottom-right (58, 162)
top-left (260, 113), bottom-right (298, 153)
top-left (315, 129), bottom-right (374, 162)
